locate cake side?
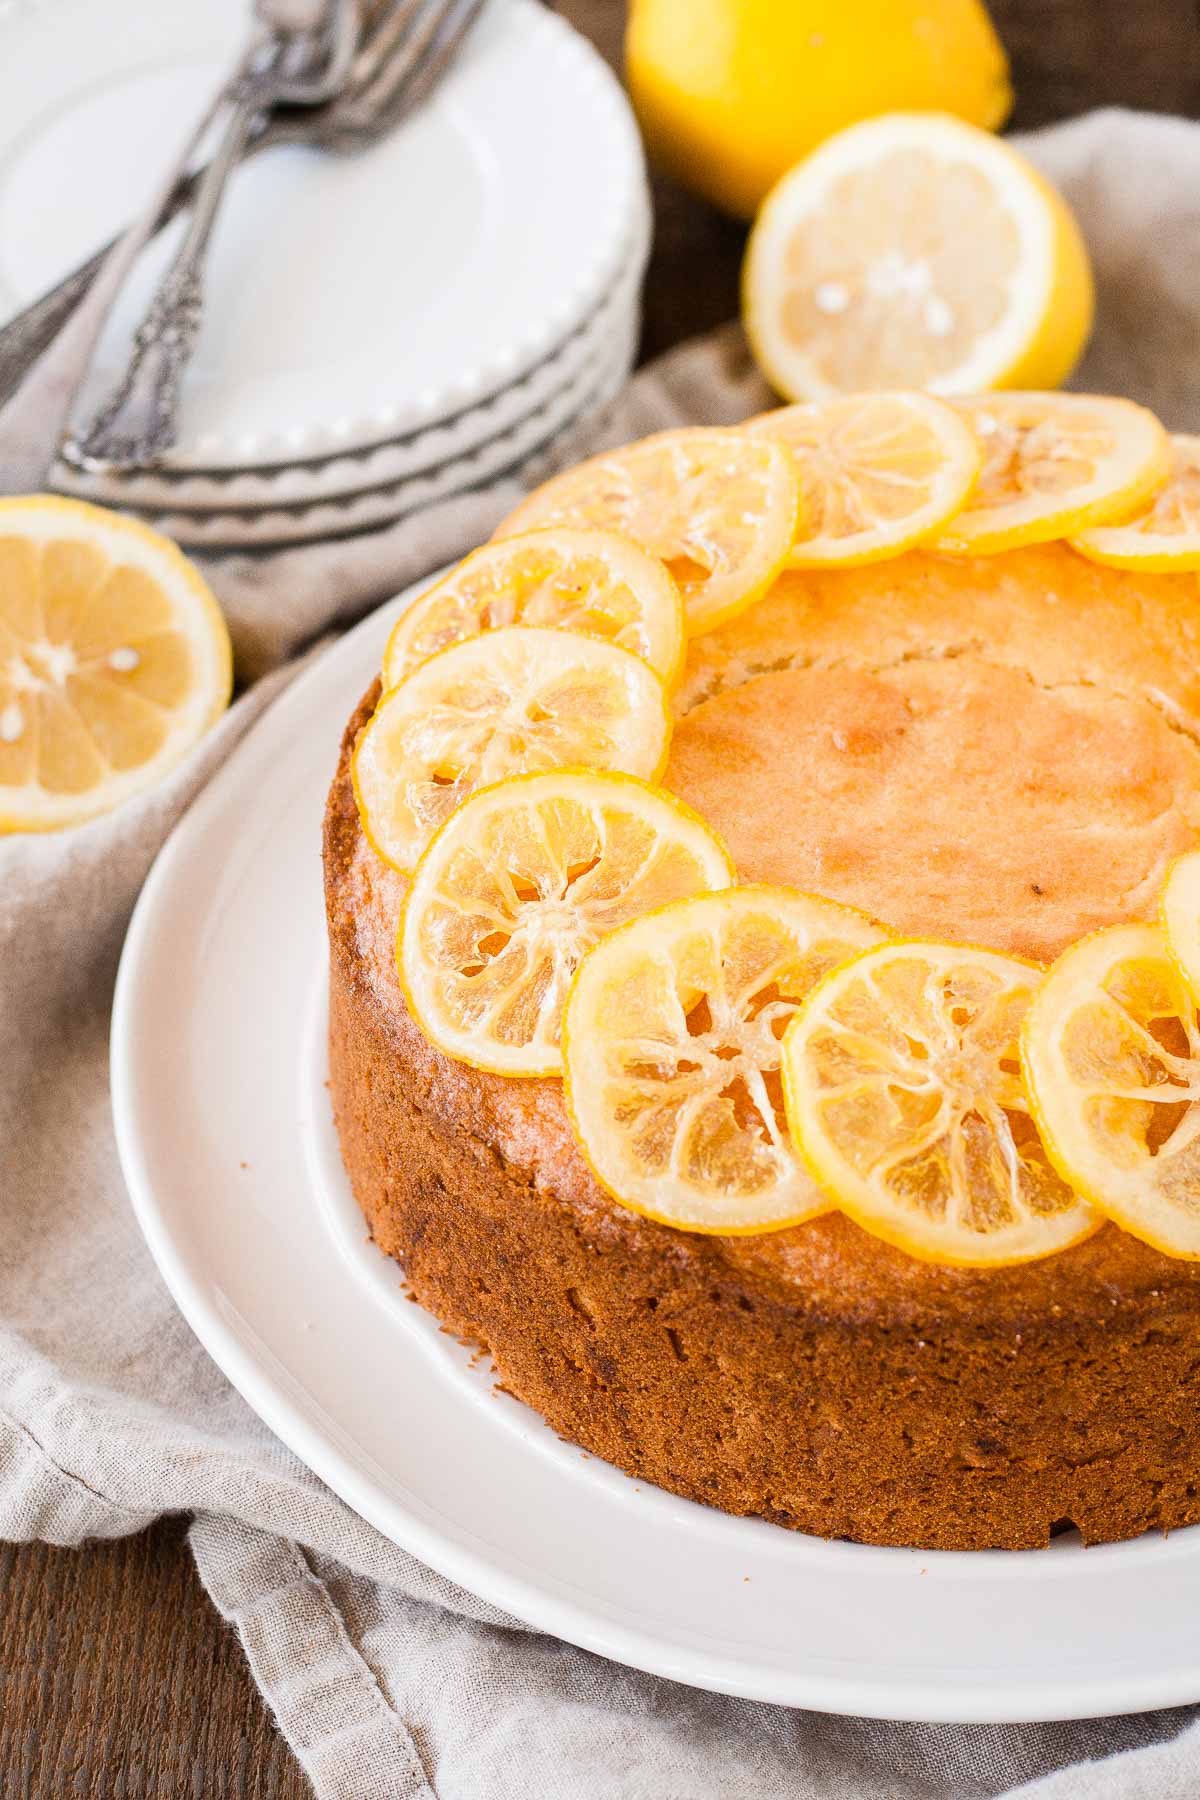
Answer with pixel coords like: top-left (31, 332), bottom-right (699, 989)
top-left (325, 685), bottom-right (1200, 1550)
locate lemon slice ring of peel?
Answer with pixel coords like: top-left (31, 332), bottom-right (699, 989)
top-left (381, 528), bottom-right (686, 691)
top-left (354, 626), bottom-right (672, 873)
top-left (933, 392), bottom-right (1171, 555)
top-left (1021, 922), bottom-right (1200, 1260)
top-left (0, 496), bottom-right (231, 833)
top-left (746, 391), bottom-right (981, 566)
top-left (781, 939), bottom-right (1100, 1266)
top-left (397, 768), bottom-right (735, 1078)
top-left (562, 885), bottom-right (889, 1233)
top-left (1162, 848), bottom-right (1200, 1004)
top-left (1071, 433), bottom-right (1200, 571)
top-left (492, 428), bottom-right (800, 636)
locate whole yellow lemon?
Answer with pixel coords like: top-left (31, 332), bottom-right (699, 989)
top-left (626, 0), bottom-right (1013, 219)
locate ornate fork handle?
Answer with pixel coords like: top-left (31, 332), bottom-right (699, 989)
top-left (63, 77), bottom-right (271, 471)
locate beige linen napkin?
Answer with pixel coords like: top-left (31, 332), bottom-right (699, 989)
top-left (5, 110), bottom-right (1200, 1799)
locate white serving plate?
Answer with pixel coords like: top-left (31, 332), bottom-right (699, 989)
top-left (50, 198), bottom-right (650, 510)
top-left (111, 582), bottom-right (1200, 1724)
top-left (95, 307), bottom-right (636, 548)
top-left (0, 0), bottom-right (646, 466)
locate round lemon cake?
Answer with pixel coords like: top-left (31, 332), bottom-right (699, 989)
top-left (325, 541), bottom-right (1200, 1550)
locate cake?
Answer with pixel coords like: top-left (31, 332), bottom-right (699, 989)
top-left (326, 539), bottom-right (1200, 1552)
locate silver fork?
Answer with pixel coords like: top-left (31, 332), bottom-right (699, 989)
top-left (0, 0), bottom-right (484, 433)
top-left (62, 0), bottom-right (362, 470)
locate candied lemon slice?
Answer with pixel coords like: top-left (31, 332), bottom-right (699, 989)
top-left (398, 769), bottom-right (734, 1076)
top-left (1072, 434), bottom-right (1200, 571)
top-left (933, 393), bottom-right (1170, 554)
top-left (493, 429), bottom-right (800, 635)
top-left (1163, 849), bottom-right (1200, 1003)
top-left (0, 495), bottom-right (231, 833)
top-left (355, 627), bottom-right (671, 872)
top-left (742, 112), bottom-right (1093, 402)
top-left (782, 939), bottom-right (1099, 1265)
top-left (563, 885), bottom-right (888, 1232)
top-left (382, 528), bottom-right (685, 690)
top-left (1022, 923), bottom-right (1200, 1259)
top-left (746, 391), bottom-right (980, 565)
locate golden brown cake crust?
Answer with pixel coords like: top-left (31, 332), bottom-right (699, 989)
top-left (326, 676), bottom-right (1200, 1552)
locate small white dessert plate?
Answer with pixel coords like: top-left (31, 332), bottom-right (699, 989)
top-left (0, 0), bottom-right (645, 466)
top-left (111, 587), bottom-right (1200, 1724)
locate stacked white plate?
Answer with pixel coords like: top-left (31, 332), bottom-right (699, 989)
top-left (0, 0), bottom-right (649, 547)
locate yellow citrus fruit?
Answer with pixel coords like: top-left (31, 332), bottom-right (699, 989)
top-left (354, 626), bottom-right (671, 873)
top-left (782, 939), bottom-right (1100, 1265)
top-left (493, 429), bottom-right (800, 636)
top-left (745, 391), bottom-right (981, 565)
top-left (1162, 849), bottom-right (1200, 1004)
top-left (933, 392), bottom-right (1171, 554)
top-left (626, 0), bottom-right (1011, 220)
top-left (1072, 434), bottom-right (1200, 571)
top-left (398, 769), bottom-right (734, 1077)
top-left (743, 113), bottom-right (1093, 402)
top-left (1021, 923), bottom-right (1200, 1259)
top-left (563, 885), bottom-right (888, 1233)
top-left (0, 496), bottom-right (231, 833)
top-left (381, 528), bottom-right (685, 692)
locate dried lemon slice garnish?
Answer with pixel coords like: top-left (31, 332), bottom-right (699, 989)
top-left (933, 392), bottom-right (1170, 554)
top-left (746, 392), bottom-right (980, 566)
top-left (355, 627), bottom-right (671, 872)
top-left (382, 528), bottom-right (685, 690)
top-left (0, 496), bottom-right (231, 833)
top-left (493, 428), bottom-right (800, 635)
top-left (782, 939), bottom-right (1099, 1265)
top-left (398, 769), bottom-right (734, 1077)
top-left (1072, 434), bottom-right (1200, 571)
top-left (1162, 849), bottom-right (1200, 1003)
top-left (1022, 923), bottom-right (1200, 1259)
top-left (563, 886), bottom-right (887, 1232)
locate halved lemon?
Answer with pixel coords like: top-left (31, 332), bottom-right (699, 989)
top-left (398, 769), bottom-right (735, 1076)
top-left (493, 429), bottom-right (800, 635)
top-left (742, 112), bottom-right (1093, 402)
top-left (381, 528), bottom-right (685, 691)
top-left (0, 496), bottom-right (232, 833)
top-left (355, 626), bottom-right (671, 873)
top-left (745, 391), bottom-right (980, 565)
top-left (563, 885), bottom-right (888, 1233)
top-left (1072, 434), bottom-right (1200, 571)
top-left (782, 939), bottom-right (1099, 1265)
top-left (932, 393), bottom-right (1170, 554)
top-left (1021, 923), bottom-right (1200, 1259)
top-left (1163, 849), bottom-right (1200, 1003)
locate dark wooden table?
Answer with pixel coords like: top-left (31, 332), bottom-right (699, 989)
top-left (3, 3), bottom-right (1196, 1794)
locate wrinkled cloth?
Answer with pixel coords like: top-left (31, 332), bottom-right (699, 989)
top-left (5, 109), bottom-right (1200, 1799)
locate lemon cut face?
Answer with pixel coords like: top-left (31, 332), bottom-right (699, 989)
top-left (563, 886), bottom-right (888, 1232)
top-left (747, 391), bottom-right (980, 565)
top-left (398, 769), bottom-right (735, 1077)
top-left (382, 528), bottom-right (685, 690)
top-left (783, 940), bottom-right (1099, 1265)
top-left (0, 497), bottom-right (231, 832)
top-left (742, 112), bottom-right (1093, 403)
top-left (1023, 922), bottom-right (1200, 1259)
top-left (355, 627), bottom-right (672, 872)
top-left (494, 429), bottom-right (800, 635)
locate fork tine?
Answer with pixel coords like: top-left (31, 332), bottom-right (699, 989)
top-left (348, 0), bottom-right (428, 89)
top-left (345, 0), bottom-right (465, 122)
top-left (384, 0), bottom-right (487, 125)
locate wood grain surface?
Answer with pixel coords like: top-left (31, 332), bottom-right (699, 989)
top-left (2, 2), bottom-right (1196, 1795)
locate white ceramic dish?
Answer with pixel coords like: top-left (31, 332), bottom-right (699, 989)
top-left (111, 582), bottom-right (1200, 1724)
top-left (50, 201), bottom-right (650, 511)
top-left (0, 0), bottom-right (646, 466)
top-left (94, 308), bottom-right (636, 548)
